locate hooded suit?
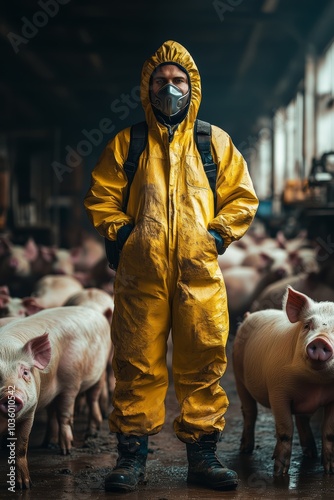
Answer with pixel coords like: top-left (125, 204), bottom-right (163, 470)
top-left (84, 40), bottom-right (258, 442)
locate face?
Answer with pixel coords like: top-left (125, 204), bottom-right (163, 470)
top-left (151, 64), bottom-right (189, 96)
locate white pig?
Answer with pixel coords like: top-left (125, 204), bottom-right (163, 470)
top-left (0, 305), bottom-right (112, 489)
top-left (64, 288), bottom-right (115, 412)
top-left (64, 287), bottom-right (114, 312)
top-left (233, 286), bottom-right (334, 476)
top-left (0, 293), bottom-right (26, 318)
top-left (0, 316), bottom-right (18, 327)
top-left (23, 274), bottom-right (83, 314)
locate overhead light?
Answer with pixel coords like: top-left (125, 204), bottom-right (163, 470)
top-left (262, 0), bottom-right (279, 13)
top-left (325, 153), bottom-right (334, 173)
top-left (309, 152), bottom-right (334, 185)
top-left (314, 172), bottom-right (332, 181)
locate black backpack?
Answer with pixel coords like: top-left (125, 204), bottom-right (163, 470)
top-left (105, 119), bottom-right (217, 270)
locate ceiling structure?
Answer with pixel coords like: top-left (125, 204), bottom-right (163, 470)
top-left (1, 0), bottom-right (334, 155)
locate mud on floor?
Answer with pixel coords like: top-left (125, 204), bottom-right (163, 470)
top-left (1, 339), bottom-right (334, 499)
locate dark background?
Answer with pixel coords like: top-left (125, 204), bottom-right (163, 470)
top-left (2, 1), bottom-right (333, 143)
top-left (1, 0), bottom-right (334, 244)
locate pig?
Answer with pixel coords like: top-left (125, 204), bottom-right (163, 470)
top-left (0, 238), bottom-right (33, 281)
top-left (27, 243), bottom-right (74, 277)
top-left (223, 262), bottom-right (290, 335)
top-left (0, 294), bottom-right (25, 318)
top-left (240, 246), bottom-right (310, 275)
top-left (0, 305), bottom-right (112, 488)
top-left (52, 248), bottom-right (74, 275)
top-left (64, 288), bottom-right (115, 414)
top-left (23, 274), bottom-right (83, 314)
top-left (37, 247), bottom-right (75, 276)
top-left (0, 317), bottom-right (18, 327)
top-left (250, 243), bottom-right (333, 313)
top-left (240, 247), bottom-right (289, 271)
top-left (0, 238), bottom-right (38, 296)
top-left (233, 286), bottom-right (334, 476)
top-left (275, 229), bottom-right (310, 254)
top-left (64, 287), bottom-right (114, 312)
top-left (217, 243), bottom-right (246, 271)
top-left (250, 272), bottom-right (334, 312)
top-left (73, 256), bottom-right (116, 292)
top-left (70, 235), bottom-right (105, 272)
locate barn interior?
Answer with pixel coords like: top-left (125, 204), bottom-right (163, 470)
top-left (1, 0), bottom-right (334, 249)
top-left (1, 2), bottom-right (334, 498)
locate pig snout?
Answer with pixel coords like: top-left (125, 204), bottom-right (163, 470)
top-left (9, 257), bottom-right (19, 269)
top-left (306, 338), bottom-right (333, 363)
top-left (0, 395), bottom-right (24, 415)
top-left (274, 267), bottom-right (288, 279)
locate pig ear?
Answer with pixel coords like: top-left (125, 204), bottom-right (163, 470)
top-left (103, 307), bottom-right (113, 325)
top-left (39, 246), bottom-right (57, 263)
top-left (0, 295), bottom-right (9, 308)
top-left (23, 332), bottom-right (51, 370)
top-left (284, 286), bottom-right (312, 323)
top-left (22, 297), bottom-right (44, 316)
top-left (259, 252), bottom-right (274, 267)
top-left (24, 238), bottom-right (39, 262)
top-left (276, 231), bottom-right (287, 249)
top-left (70, 247), bottom-right (80, 260)
top-left (0, 237), bottom-right (11, 256)
top-left (0, 285), bottom-right (10, 296)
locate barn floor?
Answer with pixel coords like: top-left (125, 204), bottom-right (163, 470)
top-left (1, 338), bottom-right (334, 500)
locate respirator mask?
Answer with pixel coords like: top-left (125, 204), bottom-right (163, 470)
top-left (150, 83), bottom-right (190, 118)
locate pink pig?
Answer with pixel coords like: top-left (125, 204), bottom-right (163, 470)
top-left (0, 305), bottom-right (112, 489)
top-left (233, 286), bottom-right (334, 476)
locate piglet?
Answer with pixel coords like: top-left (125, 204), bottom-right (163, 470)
top-left (0, 305), bottom-right (112, 489)
top-left (233, 286), bottom-right (334, 476)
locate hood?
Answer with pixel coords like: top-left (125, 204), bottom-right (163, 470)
top-left (140, 40), bottom-right (201, 129)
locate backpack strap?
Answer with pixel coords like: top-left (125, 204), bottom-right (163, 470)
top-left (122, 121), bottom-right (148, 211)
top-left (122, 119), bottom-right (217, 214)
top-left (195, 119), bottom-right (217, 213)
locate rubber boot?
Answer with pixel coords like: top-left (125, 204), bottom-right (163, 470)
top-left (105, 433), bottom-right (148, 492)
top-left (186, 432), bottom-right (238, 490)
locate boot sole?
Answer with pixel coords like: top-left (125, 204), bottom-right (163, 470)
top-left (105, 483), bottom-right (136, 492)
top-left (187, 474), bottom-right (239, 490)
top-left (105, 475), bottom-right (147, 492)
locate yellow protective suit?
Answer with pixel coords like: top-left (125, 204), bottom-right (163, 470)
top-left (84, 40), bottom-right (258, 443)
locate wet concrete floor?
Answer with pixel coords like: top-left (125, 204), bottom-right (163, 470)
top-left (1, 338), bottom-right (334, 499)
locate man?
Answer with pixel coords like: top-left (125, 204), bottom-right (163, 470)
top-left (84, 40), bottom-right (258, 492)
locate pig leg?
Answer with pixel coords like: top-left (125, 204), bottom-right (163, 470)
top-left (322, 402), bottom-right (334, 474)
top-left (85, 374), bottom-right (105, 438)
top-left (106, 344), bottom-right (115, 399)
top-left (99, 376), bottom-right (109, 419)
top-left (74, 392), bottom-right (87, 416)
top-left (235, 378), bottom-right (258, 453)
top-left (55, 390), bottom-right (78, 455)
top-left (15, 416), bottom-right (34, 489)
top-left (43, 402), bottom-right (59, 449)
top-left (270, 399), bottom-right (294, 476)
top-left (295, 414), bottom-right (317, 458)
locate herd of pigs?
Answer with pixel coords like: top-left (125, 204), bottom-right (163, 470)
top-left (1, 222), bottom-right (334, 489)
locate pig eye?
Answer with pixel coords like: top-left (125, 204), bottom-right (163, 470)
top-left (303, 322), bottom-right (311, 331)
top-left (20, 365), bottom-right (31, 381)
